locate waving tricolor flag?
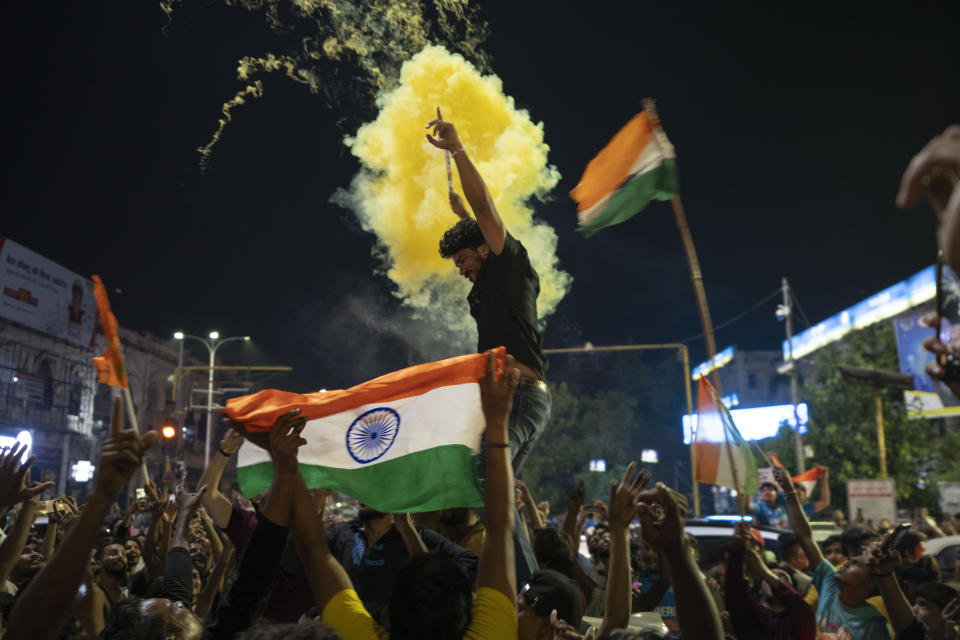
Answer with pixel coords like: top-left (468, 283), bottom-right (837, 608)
top-left (570, 110), bottom-right (678, 238)
top-left (225, 349), bottom-right (506, 513)
top-left (693, 377), bottom-right (758, 495)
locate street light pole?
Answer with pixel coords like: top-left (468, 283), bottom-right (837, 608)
top-left (779, 278), bottom-right (805, 472)
top-left (174, 331), bottom-right (250, 467)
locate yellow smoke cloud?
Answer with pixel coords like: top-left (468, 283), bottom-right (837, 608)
top-left (338, 45), bottom-right (570, 340)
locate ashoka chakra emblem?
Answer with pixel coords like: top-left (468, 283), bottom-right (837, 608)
top-left (346, 407), bottom-right (400, 464)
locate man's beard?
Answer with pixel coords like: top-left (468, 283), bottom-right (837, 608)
top-left (590, 547), bottom-right (610, 560)
top-left (103, 563), bottom-right (127, 578)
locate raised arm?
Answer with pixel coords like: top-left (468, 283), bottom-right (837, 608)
top-left (5, 397), bottom-right (158, 640)
top-left (562, 481), bottom-right (585, 542)
top-left (638, 483), bottom-right (723, 640)
top-left (773, 467), bottom-right (823, 567)
top-left (427, 110), bottom-right (506, 254)
top-left (0, 492), bottom-right (42, 585)
top-left (393, 513), bottom-right (428, 555)
top-left (198, 427), bottom-right (245, 528)
top-left (204, 409), bottom-right (305, 640)
top-left (598, 463), bottom-right (650, 637)
top-left (475, 350), bottom-right (518, 601)
top-left (813, 467), bottom-right (831, 515)
top-left (867, 542), bottom-right (916, 635)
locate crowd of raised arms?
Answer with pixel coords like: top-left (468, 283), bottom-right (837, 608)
top-left (0, 123), bottom-right (958, 640)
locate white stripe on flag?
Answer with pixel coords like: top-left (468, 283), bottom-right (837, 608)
top-left (577, 141), bottom-right (669, 226)
top-left (237, 382), bottom-right (484, 471)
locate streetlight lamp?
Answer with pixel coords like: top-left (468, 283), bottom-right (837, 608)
top-left (174, 331), bottom-right (251, 466)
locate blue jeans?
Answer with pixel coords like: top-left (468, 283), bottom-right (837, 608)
top-left (508, 383), bottom-right (552, 475)
top-left (508, 383), bottom-right (551, 585)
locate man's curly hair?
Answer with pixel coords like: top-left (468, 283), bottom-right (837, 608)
top-left (439, 218), bottom-right (485, 258)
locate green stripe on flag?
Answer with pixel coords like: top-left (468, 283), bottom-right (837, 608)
top-left (578, 158), bottom-right (678, 238)
top-left (237, 444), bottom-right (484, 513)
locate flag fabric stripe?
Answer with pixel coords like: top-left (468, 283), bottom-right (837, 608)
top-left (570, 113), bottom-right (654, 211)
top-left (577, 159), bottom-right (678, 238)
top-left (237, 445), bottom-right (483, 512)
top-left (236, 383), bottom-right (484, 471)
top-left (693, 378), bottom-right (758, 495)
top-left (225, 349), bottom-right (505, 430)
top-left (576, 140), bottom-right (672, 225)
top-left (91, 275), bottom-right (128, 388)
top-left (229, 349), bottom-right (505, 512)
top-left (571, 110), bottom-right (680, 238)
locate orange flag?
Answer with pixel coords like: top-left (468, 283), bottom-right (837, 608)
top-left (91, 275), bottom-right (128, 388)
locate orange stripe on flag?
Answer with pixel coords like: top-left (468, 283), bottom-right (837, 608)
top-left (694, 377), bottom-right (721, 483)
top-left (91, 275), bottom-right (128, 388)
top-left (767, 451), bottom-right (785, 469)
top-left (792, 466), bottom-right (823, 483)
top-left (570, 113), bottom-right (653, 212)
top-left (226, 347), bottom-right (507, 431)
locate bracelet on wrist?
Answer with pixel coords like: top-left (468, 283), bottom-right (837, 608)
top-left (451, 146), bottom-right (465, 157)
top-left (218, 447), bottom-right (234, 457)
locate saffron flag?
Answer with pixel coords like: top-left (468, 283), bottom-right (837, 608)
top-left (570, 111), bottom-right (678, 238)
top-left (91, 275), bottom-right (128, 388)
top-left (693, 377), bottom-right (758, 495)
top-left (225, 348), bottom-right (506, 512)
top-left (790, 466), bottom-right (825, 496)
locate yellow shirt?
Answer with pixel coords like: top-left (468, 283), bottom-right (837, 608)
top-left (322, 586), bottom-right (517, 640)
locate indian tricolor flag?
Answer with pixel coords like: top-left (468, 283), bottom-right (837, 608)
top-left (224, 349), bottom-right (506, 513)
top-left (570, 110), bottom-right (678, 238)
top-left (693, 378), bottom-right (758, 495)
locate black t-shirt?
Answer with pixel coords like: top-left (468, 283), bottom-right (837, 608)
top-left (468, 232), bottom-right (546, 380)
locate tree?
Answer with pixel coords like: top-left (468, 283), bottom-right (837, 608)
top-left (761, 322), bottom-right (938, 511)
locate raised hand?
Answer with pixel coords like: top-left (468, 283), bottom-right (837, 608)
top-left (636, 483), bottom-right (688, 555)
top-left (94, 398), bottom-right (160, 500)
top-left (478, 351), bottom-right (519, 430)
top-left (771, 466), bottom-right (795, 494)
top-left (0, 443), bottom-right (54, 509)
top-left (425, 107), bottom-right (463, 153)
top-left (269, 408), bottom-right (307, 474)
top-left (568, 481), bottom-right (585, 513)
top-left (608, 462), bottom-right (649, 530)
top-left (449, 191), bottom-right (469, 218)
top-left (897, 125), bottom-right (960, 214)
top-left (220, 426), bottom-right (245, 456)
top-left (174, 479), bottom-right (208, 520)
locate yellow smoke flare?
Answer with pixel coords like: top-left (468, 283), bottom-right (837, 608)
top-left (196, 81), bottom-right (264, 167)
top-left (338, 45), bottom-right (570, 340)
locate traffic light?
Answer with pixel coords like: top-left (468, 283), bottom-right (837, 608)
top-left (161, 423), bottom-right (176, 439)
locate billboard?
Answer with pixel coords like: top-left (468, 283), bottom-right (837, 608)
top-left (681, 402), bottom-right (809, 444)
top-left (783, 266), bottom-right (936, 361)
top-left (0, 235), bottom-right (96, 348)
top-left (846, 478), bottom-right (896, 526)
top-left (894, 313), bottom-right (960, 418)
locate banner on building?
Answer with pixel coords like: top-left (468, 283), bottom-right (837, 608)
top-left (846, 478), bottom-right (896, 526)
top-left (894, 309), bottom-right (960, 418)
top-left (0, 235), bottom-right (96, 348)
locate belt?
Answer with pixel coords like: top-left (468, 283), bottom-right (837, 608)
top-left (518, 375), bottom-right (548, 392)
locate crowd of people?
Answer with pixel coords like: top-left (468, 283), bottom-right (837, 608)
top-left (0, 120), bottom-right (957, 639)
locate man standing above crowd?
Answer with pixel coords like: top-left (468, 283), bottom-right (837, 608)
top-left (427, 111), bottom-right (551, 475)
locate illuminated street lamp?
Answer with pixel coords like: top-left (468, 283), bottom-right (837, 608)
top-left (174, 331), bottom-right (251, 465)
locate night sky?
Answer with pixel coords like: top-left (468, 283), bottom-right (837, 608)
top-left (3, 2), bottom-right (958, 392)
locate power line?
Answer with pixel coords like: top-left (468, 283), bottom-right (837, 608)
top-left (676, 288), bottom-right (781, 344)
top-left (789, 287), bottom-right (813, 328)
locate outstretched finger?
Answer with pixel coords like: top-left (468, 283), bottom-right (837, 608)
top-left (23, 481), bottom-right (54, 499)
top-left (633, 468), bottom-right (651, 491)
top-left (437, 106), bottom-right (442, 121)
top-left (620, 461), bottom-right (637, 487)
top-left (15, 454), bottom-right (37, 481)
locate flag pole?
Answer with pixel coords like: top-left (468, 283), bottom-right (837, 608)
top-left (642, 99), bottom-right (722, 395)
top-left (122, 386), bottom-right (151, 483)
top-left (709, 380), bottom-right (743, 516)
